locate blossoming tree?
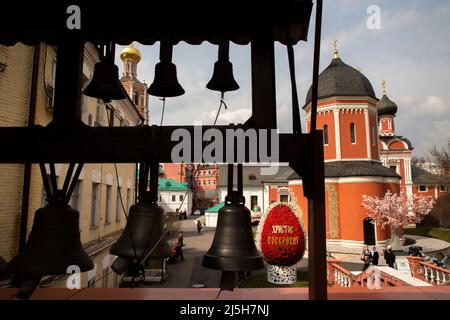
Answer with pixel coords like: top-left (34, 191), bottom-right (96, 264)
top-left (362, 191), bottom-right (434, 249)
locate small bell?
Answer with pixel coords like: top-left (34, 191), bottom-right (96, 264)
top-left (83, 42), bottom-right (126, 101)
top-left (206, 41), bottom-right (239, 93)
top-left (148, 42), bottom-right (185, 98)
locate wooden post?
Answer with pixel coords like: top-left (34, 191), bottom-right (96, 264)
top-left (250, 33), bottom-right (277, 129)
top-left (52, 37), bottom-right (84, 130)
top-left (307, 131), bottom-right (327, 300)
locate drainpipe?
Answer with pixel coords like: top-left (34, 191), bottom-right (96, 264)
top-left (19, 43), bottom-right (41, 252)
top-left (134, 163), bottom-right (138, 203)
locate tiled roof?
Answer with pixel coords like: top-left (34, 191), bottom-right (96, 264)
top-left (288, 161), bottom-right (401, 180)
top-left (411, 166), bottom-right (449, 185)
top-left (158, 178), bottom-right (189, 191)
top-left (305, 57), bottom-right (376, 105)
top-left (377, 94), bottom-right (398, 116)
top-left (205, 202), bottom-right (225, 213)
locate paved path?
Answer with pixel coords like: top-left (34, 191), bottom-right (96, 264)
top-left (144, 216), bottom-right (312, 288)
top-left (145, 216), bottom-right (222, 288)
top-left (330, 235), bottom-right (450, 269)
top-left (143, 216), bottom-right (450, 286)
top-left (404, 235), bottom-right (450, 253)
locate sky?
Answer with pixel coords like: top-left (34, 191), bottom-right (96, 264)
top-left (116, 0), bottom-right (450, 157)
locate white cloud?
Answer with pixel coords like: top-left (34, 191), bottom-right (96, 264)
top-left (395, 96), bottom-right (450, 156)
top-left (115, 1), bottom-right (450, 159)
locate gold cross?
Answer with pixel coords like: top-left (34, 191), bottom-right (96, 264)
top-left (382, 79), bottom-right (387, 95)
top-left (333, 38), bottom-right (339, 59)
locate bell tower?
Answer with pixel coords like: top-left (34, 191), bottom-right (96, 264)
top-left (119, 43), bottom-right (149, 124)
top-left (377, 80), bottom-right (398, 137)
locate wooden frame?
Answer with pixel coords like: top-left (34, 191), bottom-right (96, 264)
top-left (0, 0), bottom-right (327, 300)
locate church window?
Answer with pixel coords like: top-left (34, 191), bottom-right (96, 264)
top-left (350, 123), bottom-right (356, 144)
top-left (372, 126), bottom-right (376, 146)
top-left (134, 93), bottom-right (140, 105)
top-left (419, 185), bottom-right (428, 192)
top-left (323, 125), bottom-right (328, 145)
top-left (440, 185), bottom-right (447, 192)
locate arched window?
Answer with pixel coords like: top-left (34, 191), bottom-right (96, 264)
top-left (350, 123), bottom-right (356, 144)
top-left (323, 125), bottom-right (329, 145)
top-left (372, 126), bottom-right (376, 146)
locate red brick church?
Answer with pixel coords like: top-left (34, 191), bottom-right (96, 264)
top-left (215, 43), bottom-right (448, 249)
top-left (284, 44), bottom-right (448, 249)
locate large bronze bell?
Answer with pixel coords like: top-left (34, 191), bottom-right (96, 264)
top-left (83, 42), bottom-right (126, 101)
top-left (110, 162), bottom-right (171, 269)
top-left (203, 164), bottom-right (263, 272)
top-left (7, 201), bottom-right (94, 275)
top-left (206, 41), bottom-right (239, 93)
top-left (148, 42), bottom-right (185, 98)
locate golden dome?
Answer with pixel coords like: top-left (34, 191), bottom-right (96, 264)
top-left (120, 43), bottom-right (141, 62)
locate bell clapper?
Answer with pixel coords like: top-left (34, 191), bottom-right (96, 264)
top-left (159, 97), bottom-right (166, 127)
top-left (213, 92), bottom-right (228, 126)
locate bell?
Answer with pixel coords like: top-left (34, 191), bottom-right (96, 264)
top-left (206, 41), bottom-right (239, 93)
top-left (203, 165), bottom-right (263, 272)
top-left (111, 162), bottom-right (172, 272)
top-left (84, 42), bottom-right (126, 101)
top-left (110, 201), bottom-right (172, 260)
top-left (148, 42), bottom-right (185, 97)
top-left (7, 203), bottom-right (94, 275)
top-left (83, 60), bottom-right (126, 101)
top-left (111, 257), bottom-right (132, 275)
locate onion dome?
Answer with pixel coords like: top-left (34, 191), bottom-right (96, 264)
top-left (376, 80), bottom-right (398, 116)
top-left (119, 43), bottom-right (141, 62)
top-left (305, 41), bottom-right (376, 105)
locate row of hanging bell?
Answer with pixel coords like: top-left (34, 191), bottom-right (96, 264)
top-left (82, 41), bottom-right (239, 102)
top-left (148, 40), bottom-right (239, 99)
top-left (109, 162), bottom-right (172, 276)
top-left (202, 164), bottom-right (263, 290)
top-left (7, 163), bottom-right (93, 298)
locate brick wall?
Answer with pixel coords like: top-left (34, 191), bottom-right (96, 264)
top-left (0, 43), bottom-right (138, 267)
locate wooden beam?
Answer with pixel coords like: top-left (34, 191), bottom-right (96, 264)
top-left (0, 125), bottom-right (310, 164)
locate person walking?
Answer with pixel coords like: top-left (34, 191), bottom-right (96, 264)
top-left (361, 245), bottom-right (372, 271)
top-left (372, 246), bottom-right (379, 266)
top-left (384, 245), bottom-right (396, 268)
top-left (196, 219), bottom-right (203, 234)
top-left (177, 231), bottom-right (184, 247)
top-left (176, 231), bottom-right (184, 261)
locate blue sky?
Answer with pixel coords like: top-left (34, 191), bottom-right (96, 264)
top-left (116, 0), bottom-right (450, 157)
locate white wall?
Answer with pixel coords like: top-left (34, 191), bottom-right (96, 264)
top-left (205, 212), bottom-right (218, 227)
top-left (217, 186), bottom-right (266, 212)
top-left (158, 190), bottom-right (192, 216)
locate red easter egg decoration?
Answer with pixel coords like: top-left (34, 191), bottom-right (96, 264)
top-left (260, 204), bottom-right (305, 266)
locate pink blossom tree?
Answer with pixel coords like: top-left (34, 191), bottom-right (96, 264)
top-left (362, 191), bottom-right (434, 249)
